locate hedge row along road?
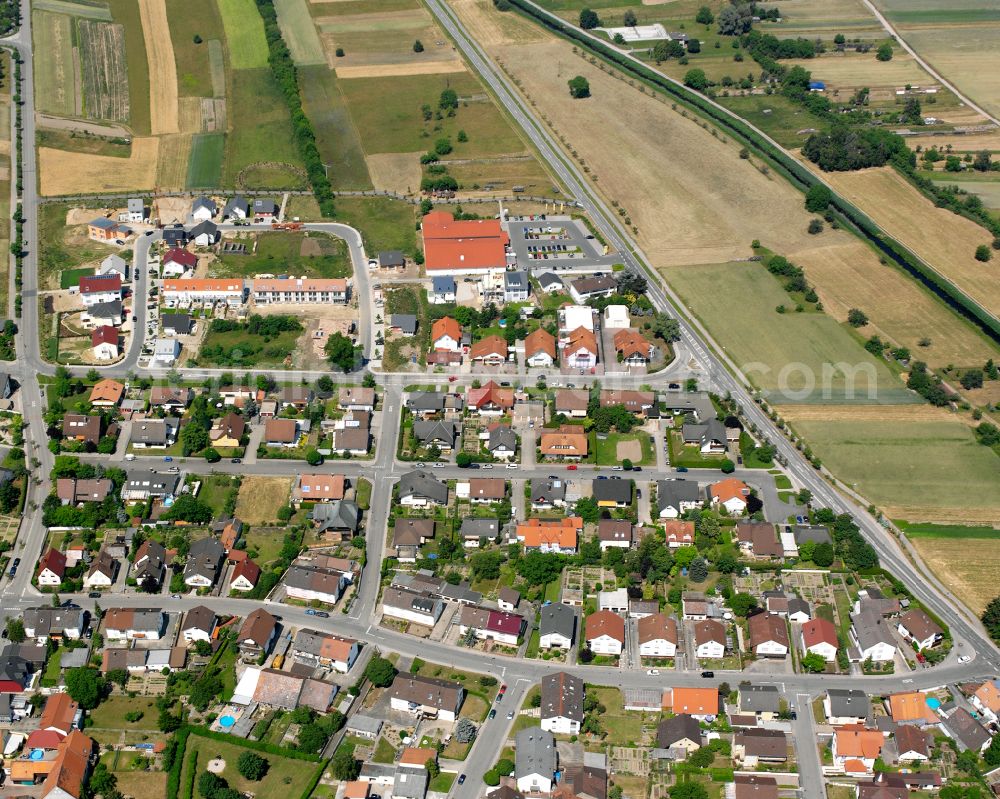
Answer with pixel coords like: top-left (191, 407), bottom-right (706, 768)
top-left (499, 0), bottom-right (1000, 344)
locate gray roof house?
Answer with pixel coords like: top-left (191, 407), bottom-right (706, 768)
top-left (540, 603), bottom-right (577, 645)
top-left (488, 426), bottom-right (518, 456)
top-left (825, 689), bottom-right (870, 723)
top-left (530, 477), bottom-right (566, 509)
top-left (537, 272), bottom-right (564, 293)
top-left (412, 420), bottom-right (458, 450)
top-left (541, 671), bottom-right (584, 727)
top-left (190, 220), bottom-right (219, 244)
top-left (393, 767), bottom-right (428, 799)
top-left (310, 500), bottom-right (361, 534)
top-left (130, 418), bottom-right (179, 448)
top-left (392, 314), bottom-right (418, 336)
top-left (184, 537), bottom-right (225, 587)
top-left (656, 480), bottom-right (703, 517)
top-left (379, 250), bottom-right (405, 268)
top-left (223, 195), bottom-right (250, 219)
top-left (944, 707), bottom-right (991, 752)
top-left (682, 418), bottom-right (728, 451)
top-left (98, 254), bottom-right (128, 279)
top-left (431, 276), bottom-right (456, 301)
top-left (504, 270), bottom-right (530, 301)
top-left (515, 727), bottom-right (557, 792)
top-left (398, 471), bottom-right (449, 506)
top-left (739, 685), bottom-right (782, 715)
top-left (657, 713), bottom-right (703, 749)
top-left (122, 470), bottom-right (179, 500)
top-left (460, 518), bottom-right (500, 543)
top-left (23, 607), bottom-right (86, 640)
top-left (192, 196), bottom-right (216, 216)
top-left (592, 478), bottom-right (632, 507)
top-left (161, 313), bottom-right (194, 336)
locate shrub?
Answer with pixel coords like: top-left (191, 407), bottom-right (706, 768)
top-left (568, 75), bottom-right (591, 98)
top-left (975, 244), bottom-right (992, 262)
top-left (847, 308), bottom-right (868, 327)
top-left (579, 8), bottom-right (600, 29)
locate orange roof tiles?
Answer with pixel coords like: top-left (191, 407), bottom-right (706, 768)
top-left (88, 378), bottom-right (124, 405)
top-left (516, 517), bottom-right (582, 550)
top-left (711, 478), bottom-right (750, 504)
top-left (671, 687), bottom-right (720, 715)
top-left (163, 278), bottom-right (244, 292)
top-left (835, 728), bottom-right (884, 759)
top-left (564, 326), bottom-right (598, 357)
top-left (467, 380), bottom-right (515, 410)
top-left (525, 327), bottom-right (557, 360)
top-left (974, 680), bottom-right (1000, 713)
top-left (888, 692), bottom-right (937, 723)
top-left (613, 328), bottom-right (651, 359)
top-left (469, 335), bottom-right (508, 361)
top-left (586, 610), bottom-right (625, 643)
top-left (421, 211), bottom-right (508, 272)
top-left (539, 425), bottom-right (588, 457)
top-left (431, 316), bottom-right (461, 345)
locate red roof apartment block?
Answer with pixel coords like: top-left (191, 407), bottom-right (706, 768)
top-left (421, 211), bottom-right (509, 273)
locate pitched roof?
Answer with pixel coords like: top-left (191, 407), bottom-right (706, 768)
top-left (894, 724), bottom-right (930, 757)
top-left (79, 273), bottom-right (121, 294)
top-left (90, 325), bottom-right (118, 347)
top-left (163, 247), bottom-right (198, 268)
top-left (264, 417), bottom-right (298, 443)
top-left (540, 602), bottom-right (576, 639)
top-left (671, 687), bottom-right (719, 716)
top-left (517, 517), bottom-right (582, 550)
top-left (525, 327), bottom-right (557, 360)
top-left (613, 328), bottom-right (651, 359)
top-left (637, 613), bottom-right (677, 645)
top-left (657, 713), bottom-right (701, 748)
top-left (748, 612), bottom-right (789, 649)
top-left (296, 473), bottom-right (346, 501)
top-left (564, 326), bottom-right (598, 357)
top-left (734, 775), bottom-right (779, 799)
top-left (888, 692), bottom-right (936, 723)
top-left (182, 605), bottom-right (216, 635)
top-left (710, 478), bottom-right (750, 505)
top-left (239, 608), bottom-right (277, 646)
top-left (467, 380), bottom-right (515, 410)
top-left (662, 520), bottom-right (695, 544)
top-left (898, 609), bottom-right (943, 641)
top-left (89, 378), bottom-right (125, 404)
top-left (421, 211), bottom-right (508, 272)
top-left (541, 671), bottom-right (584, 722)
top-left (585, 610), bottom-right (625, 643)
top-left (431, 316), bottom-right (461, 344)
top-left (694, 619), bottom-right (726, 646)
top-left (61, 414), bottom-right (102, 444)
top-left (539, 426), bottom-right (589, 457)
top-left (835, 728), bottom-right (884, 759)
top-left (232, 559), bottom-right (261, 586)
top-left (944, 707), bottom-right (990, 751)
top-left (469, 335), bottom-right (509, 361)
top-left (38, 547), bottom-right (67, 578)
top-left (802, 617), bottom-right (838, 649)
top-left (973, 679), bottom-right (1000, 713)
top-left (555, 388), bottom-right (590, 412)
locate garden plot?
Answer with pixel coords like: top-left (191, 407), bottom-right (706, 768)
top-left (78, 19), bottom-right (131, 122)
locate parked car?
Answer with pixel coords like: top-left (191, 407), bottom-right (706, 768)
top-left (231, 458), bottom-right (242, 464)
top-left (164, 456), bottom-right (173, 462)
top-left (701, 670), bottom-right (715, 678)
top-left (458, 776), bottom-right (466, 786)
top-left (488, 709), bottom-right (497, 720)
top-left (88, 592), bottom-right (101, 599)
top-left (677, 466), bottom-right (688, 472)
top-left (567, 464), bottom-right (578, 470)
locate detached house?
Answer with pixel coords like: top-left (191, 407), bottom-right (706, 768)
top-left (657, 714), bottom-right (702, 753)
top-left (82, 550), bottom-right (119, 589)
top-left (388, 673), bottom-right (464, 721)
top-left (562, 327), bottom-right (598, 370)
top-left (162, 248), bottom-right (198, 278)
top-left (682, 418), bottom-right (728, 454)
top-left (104, 608), bottom-right (166, 641)
top-left (824, 690), bottom-right (870, 726)
top-left (458, 606), bottom-right (525, 646)
top-left (540, 426), bottom-right (588, 460)
top-left (694, 619), bottom-right (726, 659)
top-left (850, 607), bottom-right (897, 663)
top-left (238, 609), bottom-right (278, 660)
top-left (133, 539), bottom-right (166, 588)
top-left (613, 329), bottom-right (653, 365)
top-left (429, 276), bottom-right (456, 305)
top-left (585, 610), bottom-right (625, 656)
top-left (182, 606), bottom-right (217, 643)
top-left (541, 672), bottom-right (584, 735)
top-left (467, 380), bottom-right (515, 415)
top-left (524, 328), bottom-right (557, 368)
top-left (431, 316), bottom-right (462, 352)
top-left (515, 517), bottom-right (581, 554)
top-left (637, 613), bottom-right (678, 658)
top-left (897, 609), bottom-right (944, 651)
top-left (184, 537), bottom-right (225, 588)
top-left (292, 629), bottom-right (360, 673)
top-left (710, 478), bottom-right (751, 514)
top-left (469, 335), bottom-right (509, 365)
top-left (802, 617), bottom-right (839, 662)
top-left (37, 548), bottom-right (66, 586)
top-left (748, 612), bottom-right (789, 657)
top-left (79, 274), bottom-right (122, 307)
top-left (832, 728), bottom-right (884, 774)
top-left (530, 477), bottom-right (566, 510)
top-left (656, 480), bottom-right (702, 519)
top-left (539, 603), bottom-right (576, 650)
top-left (398, 471), bottom-right (449, 507)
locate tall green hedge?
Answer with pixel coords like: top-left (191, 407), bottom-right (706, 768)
top-left (500, 0), bottom-right (1000, 344)
top-left (253, 0), bottom-right (335, 216)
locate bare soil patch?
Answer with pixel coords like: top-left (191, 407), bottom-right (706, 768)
top-left (365, 151), bottom-right (422, 194)
top-left (154, 196), bottom-right (191, 224)
top-left (812, 165), bottom-right (999, 313)
top-left (447, 0), bottom-right (546, 47)
top-left (335, 60), bottom-right (466, 78)
top-left (138, 0), bottom-right (179, 135)
top-left (235, 476), bottom-right (293, 525)
top-left (910, 536), bottom-right (1000, 615)
top-left (156, 133), bottom-right (193, 191)
top-left (616, 439), bottom-right (642, 462)
top-left (78, 20), bottom-right (131, 122)
top-left (40, 137), bottom-right (159, 195)
top-left (178, 96), bottom-right (203, 134)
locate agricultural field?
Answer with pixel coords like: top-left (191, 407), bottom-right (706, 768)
top-left (166, 0), bottom-right (225, 98)
top-left (78, 18), bottom-right (131, 122)
top-left (717, 94), bottom-right (829, 149)
top-left (813, 166), bottom-right (1000, 315)
top-left (212, 231), bottom-right (351, 278)
top-left (217, 0), bottom-right (269, 69)
top-left (786, 411), bottom-right (1000, 525)
top-left (759, 0), bottom-right (886, 39)
top-left (785, 51), bottom-right (931, 95)
top-left (109, 0), bottom-right (151, 135)
top-left (870, 0), bottom-right (1000, 120)
top-left (298, 64), bottom-right (373, 190)
top-left (187, 132), bottom-right (225, 188)
top-left (40, 136), bottom-right (159, 195)
top-left (275, 0), bottom-right (325, 65)
top-left (138, 0), bottom-right (179, 135)
top-left (33, 10), bottom-right (78, 117)
top-left (665, 261), bottom-right (913, 404)
top-left (332, 196), bottom-right (418, 257)
top-left (235, 476), bottom-right (294, 525)
top-left (37, 129), bottom-right (131, 158)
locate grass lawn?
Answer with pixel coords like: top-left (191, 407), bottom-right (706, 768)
top-left (166, 0), bottom-right (225, 97)
top-left (187, 133), bottom-right (225, 189)
top-left (718, 93), bottom-right (830, 148)
top-left (430, 773), bottom-right (456, 792)
top-left (39, 647), bottom-right (65, 687)
top-left (224, 68), bottom-right (303, 186)
top-left (299, 65), bottom-right (372, 191)
top-left (195, 473), bottom-right (239, 514)
top-left (413, 661), bottom-right (499, 704)
top-left (39, 203), bottom-right (117, 289)
top-left (333, 196), bottom-right (417, 257)
top-left (195, 324), bottom-right (301, 368)
top-left (355, 477), bottom-right (372, 510)
top-left (592, 431), bottom-right (655, 466)
top-left (178, 733), bottom-right (321, 799)
top-left (373, 737), bottom-right (396, 763)
top-left (244, 528), bottom-right (287, 568)
top-left (213, 231), bottom-right (350, 278)
top-left (665, 261), bottom-right (911, 404)
top-left (38, 129), bottom-right (131, 159)
top-left (338, 72), bottom-right (529, 157)
top-left (589, 686), bottom-right (643, 745)
top-left (898, 522), bottom-right (1000, 539)
top-left (60, 266), bottom-right (95, 290)
top-left (235, 476), bottom-right (293, 525)
top-left (774, 474), bottom-right (792, 490)
top-left (89, 696), bottom-right (160, 730)
top-left (666, 429), bottom-right (725, 469)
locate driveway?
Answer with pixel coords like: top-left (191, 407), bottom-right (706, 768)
top-left (243, 425), bottom-right (265, 464)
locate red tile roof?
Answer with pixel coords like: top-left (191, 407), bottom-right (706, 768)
top-left (421, 211), bottom-right (508, 272)
top-left (586, 610), bottom-right (626, 643)
top-left (431, 316), bottom-right (461, 345)
top-left (90, 325), bottom-right (118, 347)
top-left (163, 248), bottom-right (198, 267)
top-left (79, 274), bottom-right (121, 294)
top-left (38, 547), bottom-right (67, 578)
top-left (802, 617), bottom-right (838, 649)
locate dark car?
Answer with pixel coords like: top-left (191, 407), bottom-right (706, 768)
top-left (488, 709), bottom-right (497, 719)
top-left (132, 315), bottom-right (137, 322)
top-left (677, 466), bottom-right (689, 472)
top-left (231, 458), bottom-right (242, 464)
top-left (88, 591), bottom-right (101, 599)
top-left (12, 558), bottom-right (20, 568)
top-left (632, 466), bottom-right (642, 472)
top-left (701, 670), bottom-right (715, 678)
top-left (458, 775), bottom-right (466, 785)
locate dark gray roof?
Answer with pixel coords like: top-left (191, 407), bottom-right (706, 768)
top-left (86, 299), bottom-right (123, 319)
top-left (461, 518), bottom-right (500, 539)
top-left (189, 220), bottom-right (218, 239)
top-left (531, 477), bottom-right (566, 504)
top-left (656, 479), bottom-right (702, 513)
top-left (392, 314), bottom-right (418, 335)
top-left (398, 471), bottom-right (449, 504)
top-left (592, 478), bottom-right (632, 504)
top-left (394, 768), bottom-right (428, 799)
top-left (682, 418), bottom-right (728, 447)
top-left (793, 525), bottom-right (832, 545)
top-left (945, 707), bottom-right (990, 751)
top-left (162, 313), bottom-right (193, 334)
top-left (183, 605), bottom-right (216, 634)
top-left (740, 685), bottom-right (781, 714)
top-left (413, 420), bottom-right (457, 447)
top-left (184, 537), bottom-right (225, 581)
top-left (379, 250), bottom-right (405, 267)
top-left (540, 603), bottom-right (576, 640)
top-left (537, 272), bottom-right (563, 289)
top-left (23, 606), bottom-right (85, 637)
top-left (852, 606), bottom-right (896, 650)
top-left (488, 426), bottom-right (518, 452)
top-left (516, 727), bottom-right (556, 780)
top-left (124, 470), bottom-right (179, 496)
top-left (253, 198), bottom-right (277, 213)
top-left (131, 418), bottom-right (177, 446)
top-left (383, 586), bottom-right (444, 619)
top-left (657, 713), bottom-right (702, 748)
top-left (193, 197), bottom-right (216, 214)
top-left (407, 391), bottom-right (445, 412)
top-left (542, 671), bottom-right (584, 723)
top-left (432, 276), bottom-right (456, 293)
top-left (504, 271), bottom-right (528, 291)
top-left (224, 196), bottom-right (249, 215)
top-left (310, 500), bottom-right (361, 532)
top-left (826, 689), bottom-right (870, 719)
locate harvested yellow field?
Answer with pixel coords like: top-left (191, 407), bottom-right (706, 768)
top-left (814, 165), bottom-right (999, 313)
top-left (902, 131), bottom-right (1000, 152)
top-left (178, 96), bottom-right (203, 134)
top-left (235, 476), bottom-right (293, 525)
top-left (910, 536), bottom-right (1000, 615)
top-left (365, 151), bottom-right (422, 194)
top-left (40, 137), bottom-right (159, 195)
top-left (779, 403), bottom-right (961, 423)
top-left (156, 133), bottom-right (193, 191)
top-left (335, 61), bottom-right (466, 78)
top-left (449, 0), bottom-right (545, 46)
top-left (138, 0), bottom-right (179, 135)
top-left (783, 239), bottom-right (997, 368)
top-left (788, 52), bottom-right (932, 91)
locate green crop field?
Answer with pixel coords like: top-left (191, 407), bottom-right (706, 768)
top-left (108, 0), bottom-right (150, 135)
top-left (299, 65), bottom-right (373, 190)
top-left (274, 0), bottom-right (326, 65)
top-left (338, 72), bottom-right (530, 157)
top-left (166, 0), bottom-right (225, 98)
top-left (34, 0), bottom-right (113, 21)
top-left (223, 67), bottom-right (303, 185)
top-left (898, 522), bottom-right (999, 539)
top-left (332, 196), bottom-right (417, 256)
top-left (790, 417), bottom-right (1000, 522)
top-left (213, 231), bottom-right (351, 278)
top-left (718, 94), bottom-right (830, 148)
top-left (187, 132), bottom-right (225, 188)
top-left (665, 261), bottom-right (912, 404)
top-left (33, 11), bottom-right (77, 117)
top-left (178, 734), bottom-right (321, 799)
top-left (218, 0), bottom-right (270, 69)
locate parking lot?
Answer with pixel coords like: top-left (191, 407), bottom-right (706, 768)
top-left (506, 216), bottom-right (621, 273)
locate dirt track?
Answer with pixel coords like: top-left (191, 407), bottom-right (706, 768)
top-left (138, 0), bottom-right (179, 135)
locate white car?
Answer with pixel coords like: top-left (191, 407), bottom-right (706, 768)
top-left (958, 655), bottom-right (971, 663)
top-left (506, 463), bottom-right (519, 470)
top-left (482, 464), bottom-right (494, 470)
top-left (647, 669), bottom-right (660, 676)
top-left (432, 463), bottom-right (445, 469)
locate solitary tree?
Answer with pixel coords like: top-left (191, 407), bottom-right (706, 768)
top-left (695, 5), bottom-right (714, 25)
top-left (568, 75), bottom-right (591, 99)
top-left (413, 39), bottom-right (424, 53)
top-left (237, 751), bottom-right (269, 781)
top-left (683, 68), bottom-right (709, 91)
top-left (579, 8), bottom-right (600, 29)
top-left (364, 656), bottom-right (397, 687)
top-left (975, 244), bottom-right (993, 263)
top-left (847, 308), bottom-right (869, 327)
top-left (876, 41), bottom-right (893, 61)
top-left (623, 9), bottom-right (637, 26)
top-left (805, 184), bottom-right (832, 213)
top-left (801, 652), bottom-right (827, 673)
